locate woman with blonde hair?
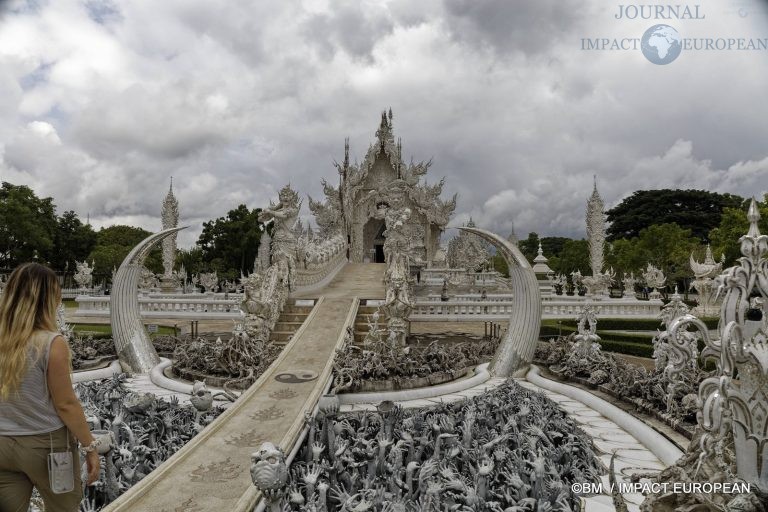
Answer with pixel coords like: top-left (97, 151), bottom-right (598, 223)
top-left (0, 263), bottom-right (99, 512)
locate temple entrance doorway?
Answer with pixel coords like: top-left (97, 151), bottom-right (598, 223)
top-left (363, 218), bottom-right (387, 263)
top-left (374, 244), bottom-right (385, 263)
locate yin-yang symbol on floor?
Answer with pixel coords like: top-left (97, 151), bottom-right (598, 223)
top-left (274, 369), bottom-right (319, 383)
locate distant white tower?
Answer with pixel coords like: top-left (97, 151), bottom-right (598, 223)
top-left (161, 178), bottom-right (179, 282)
top-left (586, 176), bottom-right (606, 277)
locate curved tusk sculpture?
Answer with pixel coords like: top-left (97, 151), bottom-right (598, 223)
top-left (457, 226), bottom-right (541, 377)
top-left (111, 226), bottom-right (187, 374)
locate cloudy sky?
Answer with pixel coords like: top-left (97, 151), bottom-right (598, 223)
top-left (0, 0), bottom-right (767, 247)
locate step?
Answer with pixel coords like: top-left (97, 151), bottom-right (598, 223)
top-left (273, 321), bottom-right (305, 332)
top-left (357, 306), bottom-right (383, 314)
top-left (279, 313), bottom-right (311, 323)
top-left (282, 305), bottom-right (315, 314)
top-left (270, 331), bottom-right (295, 342)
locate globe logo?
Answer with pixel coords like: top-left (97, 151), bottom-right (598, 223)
top-left (641, 24), bottom-right (682, 65)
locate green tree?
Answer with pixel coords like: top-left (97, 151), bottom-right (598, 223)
top-left (87, 225), bottom-right (162, 276)
top-left (50, 211), bottom-right (97, 271)
top-left (548, 239), bottom-right (590, 276)
top-left (606, 189), bottom-right (743, 242)
top-left (197, 205), bottom-right (265, 278)
top-left (636, 223), bottom-right (700, 284)
top-left (176, 247), bottom-right (205, 277)
top-left (540, 237), bottom-right (570, 259)
top-left (606, 238), bottom-right (645, 277)
top-left (518, 232), bottom-right (539, 264)
top-left (709, 195), bottom-right (768, 265)
top-left (0, 182), bottom-right (57, 268)
top-left (491, 253), bottom-right (509, 277)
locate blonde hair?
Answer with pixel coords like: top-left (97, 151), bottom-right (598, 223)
top-left (0, 263), bottom-right (61, 400)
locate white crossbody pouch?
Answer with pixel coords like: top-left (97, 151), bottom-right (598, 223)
top-left (48, 430), bottom-right (75, 494)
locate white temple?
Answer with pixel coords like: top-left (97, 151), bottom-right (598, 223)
top-left (309, 110), bottom-right (456, 267)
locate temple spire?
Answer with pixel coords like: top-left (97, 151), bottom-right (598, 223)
top-left (747, 197), bottom-right (761, 238)
top-left (161, 178), bottom-right (180, 280)
top-left (343, 138), bottom-right (349, 170)
top-left (586, 176), bottom-right (606, 276)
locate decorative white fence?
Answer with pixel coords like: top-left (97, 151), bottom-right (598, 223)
top-left (62, 286), bottom-right (102, 299)
top-left (411, 298), bottom-right (662, 321)
top-left (75, 293), bottom-right (243, 320)
top-left (419, 268), bottom-right (508, 287)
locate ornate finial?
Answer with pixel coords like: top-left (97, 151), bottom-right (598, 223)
top-left (537, 241), bottom-right (544, 256)
top-left (170, 176), bottom-right (173, 192)
top-left (593, 174), bottom-right (597, 191)
top-left (747, 197), bottom-right (761, 238)
top-left (278, 183), bottom-right (300, 206)
top-left (388, 107), bottom-right (393, 126)
top-left (343, 137), bottom-right (349, 169)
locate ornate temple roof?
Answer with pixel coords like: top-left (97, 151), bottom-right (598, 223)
top-left (309, 110), bottom-right (457, 236)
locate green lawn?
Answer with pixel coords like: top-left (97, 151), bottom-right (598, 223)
top-left (62, 299), bottom-right (79, 309)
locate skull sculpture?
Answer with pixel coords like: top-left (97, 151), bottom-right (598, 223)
top-left (250, 442), bottom-right (289, 492)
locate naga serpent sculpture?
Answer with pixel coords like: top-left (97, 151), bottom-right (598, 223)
top-left (111, 227), bottom-right (187, 373)
top-left (457, 226), bottom-right (541, 377)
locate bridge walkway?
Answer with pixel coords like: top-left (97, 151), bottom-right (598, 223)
top-left (104, 263), bottom-right (385, 512)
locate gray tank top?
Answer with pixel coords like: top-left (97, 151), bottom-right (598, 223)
top-left (0, 330), bottom-right (65, 435)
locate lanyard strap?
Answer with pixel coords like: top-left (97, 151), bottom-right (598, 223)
top-left (49, 427), bottom-right (71, 454)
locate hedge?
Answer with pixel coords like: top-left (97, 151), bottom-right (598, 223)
top-left (598, 339), bottom-right (654, 358)
top-left (543, 317), bottom-right (719, 331)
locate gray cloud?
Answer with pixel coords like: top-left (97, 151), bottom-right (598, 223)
top-left (0, 0), bottom-right (765, 251)
top-left (442, 0), bottom-right (587, 56)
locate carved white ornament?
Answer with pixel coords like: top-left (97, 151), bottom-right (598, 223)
top-left (669, 199), bottom-right (768, 491)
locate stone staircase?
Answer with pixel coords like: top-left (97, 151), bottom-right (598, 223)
top-left (353, 303), bottom-right (389, 343)
top-left (269, 300), bottom-right (315, 345)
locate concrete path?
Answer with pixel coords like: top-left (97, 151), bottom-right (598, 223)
top-left (517, 375), bottom-right (677, 512)
top-left (292, 262), bottom-right (385, 299)
top-left (103, 296), bottom-right (359, 512)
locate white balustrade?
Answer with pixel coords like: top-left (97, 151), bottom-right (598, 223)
top-left (62, 286), bottom-right (102, 299)
top-left (75, 294), bottom-right (243, 320)
top-left (411, 298), bottom-right (662, 321)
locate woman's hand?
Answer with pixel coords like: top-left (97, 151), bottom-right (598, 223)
top-left (85, 451), bottom-right (100, 485)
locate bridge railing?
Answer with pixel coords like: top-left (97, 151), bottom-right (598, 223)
top-left (293, 234), bottom-right (347, 291)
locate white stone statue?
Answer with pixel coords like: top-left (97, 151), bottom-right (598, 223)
top-left (689, 244), bottom-right (723, 317)
top-left (446, 218), bottom-right (490, 272)
top-left (73, 260), bottom-right (94, 290)
top-left (137, 266), bottom-right (157, 291)
top-left (573, 305), bottom-right (601, 357)
top-left (258, 184), bottom-right (300, 286)
top-left (621, 272), bottom-right (637, 297)
top-left (652, 287), bottom-right (700, 417)
top-left (198, 272), bottom-right (218, 293)
top-left (380, 187), bottom-right (414, 346)
top-left (642, 263), bottom-right (666, 300)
